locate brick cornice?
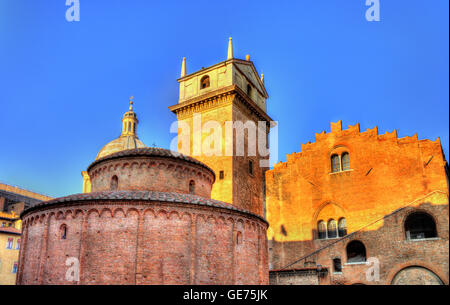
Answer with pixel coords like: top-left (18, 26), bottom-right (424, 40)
top-left (20, 190), bottom-right (268, 225)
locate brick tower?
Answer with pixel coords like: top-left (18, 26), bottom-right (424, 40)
top-left (169, 38), bottom-right (273, 217)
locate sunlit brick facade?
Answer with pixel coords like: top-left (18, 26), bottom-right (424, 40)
top-left (18, 148), bottom-right (269, 285)
top-left (169, 38), bottom-right (272, 217)
top-left (267, 120), bottom-right (449, 285)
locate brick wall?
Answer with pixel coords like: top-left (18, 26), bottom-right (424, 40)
top-left (88, 156), bottom-right (214, 198)
top-left (270, 201), bottom-right (449, 285)
top-left (17, 200), bottom-right (268, 285)
top-left (267, 121), bottom-right (449, 285)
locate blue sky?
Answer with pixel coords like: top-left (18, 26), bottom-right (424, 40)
top-left (0, 0), bottom-right (448, 198)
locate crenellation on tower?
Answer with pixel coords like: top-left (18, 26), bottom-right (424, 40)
top-left (378, 129), bottom-right (397, 140)
top-left (360, 126), bottom-right (379, 137)
top-left (330, 120), bottom-right (342, 133)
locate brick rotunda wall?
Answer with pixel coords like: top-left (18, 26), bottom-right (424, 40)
top-left (17, 192), bottom-right (269, 285)
top-left (87, 148), bottom-right (215, 199)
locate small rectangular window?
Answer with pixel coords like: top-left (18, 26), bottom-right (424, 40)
top-left (333, 258), bottom-right (342, 273)
top-left (219, 171), bottom-right (224, 180)
top-left (16, 239), bottom-right (21, 250)
top-left (12, 262), bottom-right (18, 274)
top-left (248, 160), bottom-right (254, 175)
top-left (6, 238), bottom-right (13, 249)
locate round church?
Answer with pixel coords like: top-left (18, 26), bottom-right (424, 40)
top-left (16, 101), bottom-right (269, 285)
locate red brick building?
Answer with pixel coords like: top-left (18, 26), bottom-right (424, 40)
top-left (267, 121), bottom-right (449, 285)
top-left (17, 148), bottom-right (268, 285)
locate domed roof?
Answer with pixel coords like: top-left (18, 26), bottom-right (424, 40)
top-left (95, 97), bottom-right (146, 160)
top-left (96, 136), bottom-right (146, 160)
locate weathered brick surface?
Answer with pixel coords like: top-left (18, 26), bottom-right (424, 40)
top-left (269, 269), bottom-right (319, 285)
top-left (173, 89), bottom-right (271, 218)
top-left (18, 200), bottom-right (268, 285)
top-left (269, 202), bottom-right (449, 285)
top-left (17, 148), bottom-right (268, 285)
top-left (267, 121), bottom-right (449, 285)
top-left (88, 148), bottom-right (215, 199)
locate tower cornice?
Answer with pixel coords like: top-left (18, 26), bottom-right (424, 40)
top-left (169, 84), bottom-right (273, 122)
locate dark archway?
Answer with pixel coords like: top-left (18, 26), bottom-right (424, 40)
top-left (346, 240), bottom-right (366, 263)
top-left (404, 212), bottom-right (437, 240)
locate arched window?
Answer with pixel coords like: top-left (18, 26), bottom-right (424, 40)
top-left (338, 218), bottom-right (347, 237)
top-left (236, 231), bottom-right (242, 245)
top-left (331, 154), bottom-right (340, 173)
top-left (60, 224), bottom-right (67, 240)
top-left (200, 75), bottom-right (210, 89)
top-left (405, 212), bottom-right (437, 240)
top-left (317, 221), bottom-right (327, 239)
top-left (133, 123), bottom-right (136, 133)
top-left (327, 219), bottom-right (337, 239)
top-left (189, 180), bottom-right (195, 194)
top-left (110, 175), bottom-right (118, 191)
top-left (341, 152), bottom-right (350, 171)
top-left (346, 240), bottom-right (366, 263)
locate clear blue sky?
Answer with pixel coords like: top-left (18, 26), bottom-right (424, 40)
top-left (0, 0), bottom-right (448, 198)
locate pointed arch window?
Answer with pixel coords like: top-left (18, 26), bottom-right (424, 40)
top-left (331, 152), bottom-right (351, 172)
top-left (338, 218), bottom-right (347, 237)
top-left (341, 152), bottom-right (350, 171)
top-left (317, 221), bottom-right (327, 239)
top-left (327, 219), bottom-right (338, 239)
top-left (331, 154), bottom-right (340, 173)
top-left (200, 75), bottom-right (210, 89)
